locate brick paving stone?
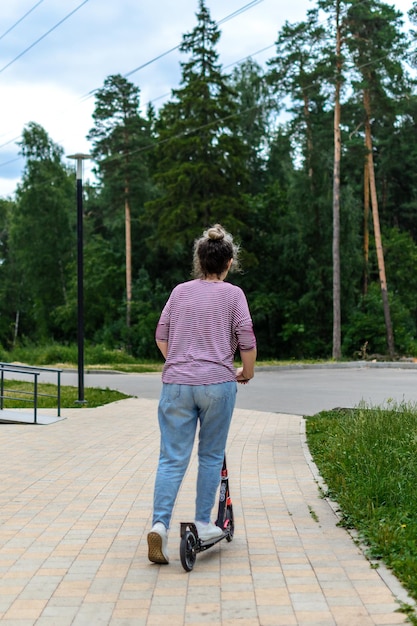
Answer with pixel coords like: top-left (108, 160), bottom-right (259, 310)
top-left (0, 398), bottom-right (414, 625)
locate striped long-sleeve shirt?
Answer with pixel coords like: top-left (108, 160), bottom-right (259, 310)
top-left (155, 279), bottom-right (256, 385)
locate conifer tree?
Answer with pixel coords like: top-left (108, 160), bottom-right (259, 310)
top-left (144, 0), bottom-right (250, 257)
top-left (9, 123), bottom-right (74, 341)
top-left (88, 74), bottom-right (153, 335)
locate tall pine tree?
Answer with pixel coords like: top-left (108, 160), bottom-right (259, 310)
top-left (144, 0), bottom-right (250, 266)
top-left (88, 74), bottom-right (153, 335)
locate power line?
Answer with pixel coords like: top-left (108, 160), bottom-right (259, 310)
top-left (0, 0), bottom-right (90, 76)
top-left (81, 0), bottom-right (265, 100)
top-left (217, 0), bottom-right (263, 25)
top-left (126, 0), bottom-right (264, 79)
top-left (224, 44), bottom-right (275, 70)
top-left (0, 156), bottom-right (22, 169)
top-left (140, 43), bottom-right (275, 111)
top-left (0, 136), bottom-right (21, 150)
top-left (124, 45), bottom-right (179, 80)
top-left (0, 0), bottom-right (45, 42)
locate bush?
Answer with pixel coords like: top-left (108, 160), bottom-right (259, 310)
top-left (342, 282), bottom-right (416, 357)
top-left (0, 342), bottom-right (138, 366)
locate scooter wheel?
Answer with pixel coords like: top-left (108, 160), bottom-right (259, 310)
top-left (180, 530), bottom-right (197, 571)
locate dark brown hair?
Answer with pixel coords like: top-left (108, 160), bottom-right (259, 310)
top-left (192, 224), bottom-right (241, 279)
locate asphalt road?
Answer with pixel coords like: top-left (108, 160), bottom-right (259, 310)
top-left (35, 362), bottom-right (417, 416)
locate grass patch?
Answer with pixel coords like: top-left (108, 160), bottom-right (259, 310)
top-left (1, 342), bottom-right (349, 373)
top-left (306, 402), bottom-right (417, 621)
top-left (0, 343), bottom-right (163, 372)
top-left (76, 363), bottom-right (163, 373)
top-left (1, 380), bottom-right (130, 409)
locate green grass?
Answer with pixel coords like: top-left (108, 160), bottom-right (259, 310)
top-left (0, 380), bottom-right (129, 409)
top-left (306, 402), bottom-right (417, 623)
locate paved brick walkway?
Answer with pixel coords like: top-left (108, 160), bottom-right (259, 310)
top-left (0, 398), bottom-right (413, 625)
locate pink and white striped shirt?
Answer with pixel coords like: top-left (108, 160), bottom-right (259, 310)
top-left (155, 279), bottom-right (256, 385)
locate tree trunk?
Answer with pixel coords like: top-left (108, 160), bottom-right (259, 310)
top-left (13, 310), bottom-right (20, 347)
top-left (303, 93), bottom-right (314, 182)
top-left (363, 89), bottom-right (395, 359)
top-left (332, 0), bottom-right (342, 361)
top-left (363, 162), bottom-right (370, 295)
top-left (125, 183), bottom-right (132, 334)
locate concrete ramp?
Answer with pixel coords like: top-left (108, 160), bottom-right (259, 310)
top-left (0, 409), bottom-right (66, 425)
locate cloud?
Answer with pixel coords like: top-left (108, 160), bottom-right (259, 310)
top-left (0, 177), bottom-right (21, 199)
top-left (1, 79), bottom-right (93, 151)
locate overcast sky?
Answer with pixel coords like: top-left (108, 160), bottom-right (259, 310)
top-left (0, 0), bottom-right (413, 198)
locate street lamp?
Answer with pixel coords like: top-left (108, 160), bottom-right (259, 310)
top-left (67, 153), bottom-right (90, 404)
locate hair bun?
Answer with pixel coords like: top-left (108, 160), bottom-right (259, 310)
top-left (207, 224), bottom-right (225, 241)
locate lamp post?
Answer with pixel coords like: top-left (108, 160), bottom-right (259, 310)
top-left (67, 153), bottom-right (90, 404)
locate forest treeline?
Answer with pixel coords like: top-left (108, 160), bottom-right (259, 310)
top-left (1, 0), bottom-right (417, 361)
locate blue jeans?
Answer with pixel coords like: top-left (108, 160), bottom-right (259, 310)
top-left (152, 382), bottom-right (237, 529)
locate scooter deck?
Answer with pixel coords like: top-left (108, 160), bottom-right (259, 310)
top-left (180, 522), bottom-right (227, 551)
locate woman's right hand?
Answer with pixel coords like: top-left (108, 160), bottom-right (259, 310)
top-left (235, 367), bottom-right (251, 384)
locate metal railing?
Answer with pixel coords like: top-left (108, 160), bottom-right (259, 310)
top-left (0, 363), bottom-right (62, 424)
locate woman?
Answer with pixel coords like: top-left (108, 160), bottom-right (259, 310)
top-left (147, 224), bottom-right (257, 564)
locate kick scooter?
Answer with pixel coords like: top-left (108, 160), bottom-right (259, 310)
top-left (179, 455), bottom-right (234, 572)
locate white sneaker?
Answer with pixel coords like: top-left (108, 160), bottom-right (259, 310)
top-left (147, 522), bottom-right (169, 564)
top-left (195, 521), bottom-right (224, 541)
